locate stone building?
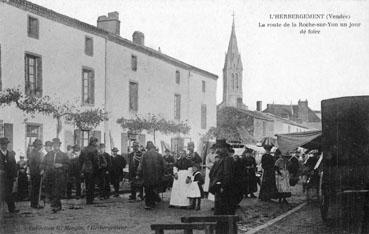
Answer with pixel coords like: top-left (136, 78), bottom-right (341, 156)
top-left (0, 0), bottom-right (217, 158)
top-left (217, 19), bottom-right (310, 144)
top-left (263, 100), bottom-right (321, 130)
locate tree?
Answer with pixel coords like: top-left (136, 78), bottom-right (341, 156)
top-left (117, 114), bottom-right (190, 144)
top-left (0, 88), bottom-right (107, 138)
top-left (204, 106), bottom-right (255, 143)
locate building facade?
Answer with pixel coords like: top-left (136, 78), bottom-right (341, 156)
top-left (0, 0), bottom-right (218, 158)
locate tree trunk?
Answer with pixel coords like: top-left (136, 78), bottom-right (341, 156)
top-left (56, 116), bottom-right (62, 138)
top-left (153, 130), bottom-right (156, 144)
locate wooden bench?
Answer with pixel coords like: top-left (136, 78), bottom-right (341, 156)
top-left (150, 222), bottom-right (217, 234)
top-left (181, 215), bottom-right (240, 234)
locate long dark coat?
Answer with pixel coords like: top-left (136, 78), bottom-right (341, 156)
top-left (28, 149), bottom-right (43, 176)
top-left (128, 151), bottom-right (142, 179)
top-left (111, 155), bottom-right (126, 179)
top-left (243, 155), bottom-right (258, 194)
top-left (79, 145), bottom-right (99, 175)
top-left (41, 150), bottom-right (70, 196)
top-left (138, 149), bottom-right (164, 187)
top-left (0, 150), bottom-right (17, 202)
top-left (259, 153), bottom-right (278, 201)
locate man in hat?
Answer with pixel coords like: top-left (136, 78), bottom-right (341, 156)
top-left (187, 142), bottom-right (202, 165)
top-left (128, 141), bottom-right (144, 201)
top-left (79, 137), bottom-right (99, 204)
top-left (41, 138), bottom-right (69, 213)
top-left (110, 147), bottom-right (126, 197)
top-left (97, 143), bottom-right (108, 199)
top-left (209, 139), bottom-right (236, 215)
top-left (28, 139), bottom-right (44, 208)
top-left (137, 141), bottom-right (165, 210)
top-left (0, 137), bottom-right (19, 213)
top-left (67, 145), bottom-right (82, 200)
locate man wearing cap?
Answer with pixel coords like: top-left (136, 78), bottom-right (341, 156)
top-left (28, 139), bottom-right (44, 208)
top-left (41, 138), bottom-right (69, 213)
top-left (0, 137), bottom-right (18, 213)
top-left (187, 142), bottom-right (202, 165)
top-left (137, 141), bottom-right (165, 210)
top-left (79, 137), bottom-right (99, 204)
top-left (128, 142), bottom-right (144, 201)
top-left (110, 147), bottom-right (126, 197)
top-left (209, 139), bottom-right (236, 215)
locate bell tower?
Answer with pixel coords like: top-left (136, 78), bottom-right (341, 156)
top-left (219, 15), bottom-right (246, 109)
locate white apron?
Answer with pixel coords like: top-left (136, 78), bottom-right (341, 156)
top-left (169, 168), bottom-right (191, 206)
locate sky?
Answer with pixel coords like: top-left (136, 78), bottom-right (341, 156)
top-left (30, 0), bottom-right (369, 111)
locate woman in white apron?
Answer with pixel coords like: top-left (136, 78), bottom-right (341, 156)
top-left (169, 150), bottom-right (193, 208)
top-left (205, 146), bottom-right (216, 201)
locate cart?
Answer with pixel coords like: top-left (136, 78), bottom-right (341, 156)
top-left (320, 96), bottom-right (369, 223)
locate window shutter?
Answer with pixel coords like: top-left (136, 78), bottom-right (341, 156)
top-left (25, 55), bottom-right (30, 96)
top-left (36, 57), bottom-right (42, 97)
top-left (4, 123), bottom-right (13, 151)
top-left (89, 71), bottom-right (95, 104)
top-left (121, 133), bottom-right (128, 154)
top-left (92, 130), bottom-right (101, 144)
top-left (74, 129), bottom-right (81, 147)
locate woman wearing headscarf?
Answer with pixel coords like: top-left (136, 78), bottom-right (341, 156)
top-left (169, 149), bottom-right (192, 208)
top-left (274, 149), bottom-right (292, 203)
top-left (242, 148), bottom-right (258, 198)
top-left (259, 145), bottom-right (278, 201)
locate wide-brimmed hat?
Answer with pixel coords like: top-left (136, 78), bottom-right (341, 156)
top-left (212, 139), bottom-right (232, 149)
top-left (111, 147), bottom-right (119, 152)
top-left (32, 139), bottom-right (43, 147)
top-left (0, 137), bottom-right (10, 145)
top-left (52, 138), bottom-right (62, 145)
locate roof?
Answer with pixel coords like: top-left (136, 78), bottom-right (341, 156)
top-left (218, 106), bottom-right (274, 121)
top-left (263, 113), bottom-right (309, 129)
top-left (5, 0), bottom-right (218, 80)
top-left (263, 103), bottom-right (321, 123)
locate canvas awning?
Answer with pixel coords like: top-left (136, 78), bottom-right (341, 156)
top-left (276, 130), bottom-right (322, 154)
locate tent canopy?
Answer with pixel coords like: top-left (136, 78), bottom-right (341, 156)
top-left (276, 130), bottom-right (322, 155)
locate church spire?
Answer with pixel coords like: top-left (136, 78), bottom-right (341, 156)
top-left (219, 15), bottom-right (246, 110)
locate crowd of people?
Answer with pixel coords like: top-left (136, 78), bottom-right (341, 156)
top-left (0, 135), bottom-right (319, 215)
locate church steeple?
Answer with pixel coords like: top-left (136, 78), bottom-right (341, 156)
top-left (220, 16), bottom-right (246, 109)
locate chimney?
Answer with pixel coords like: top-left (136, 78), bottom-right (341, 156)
top-left (132, 31), bottom-right (145, 46)
top-left (97, 11), bottom-right (120, 35)
top-left (256, 101), bottom-right (262, 111)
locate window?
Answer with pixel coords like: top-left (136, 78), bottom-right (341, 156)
top-left (176, 70), bottom-right (180, 84)
top-left (231, 73), bottom-right (235, 90)
top-left (236, 74), bottom-right (239, 90)
top-left (85, 36), bottom-right (93, 56)
top-left (26, 124), bottom-right (42, 153)
top-left (82, 68), bottom-right (95, 105)
top-left (81, 130), bottom-right (90, 148)
top-left (28, 16), bottom-right (39, 39)
top-left (131, 55), bottom-right (137, 71)
top-left (174, 94), bottom-right (181, 120)
top-left (202, 81), bottom-right (206, 92)
top-left (25, 53), bottom-right (42, 97)
top-left (129, 82), bottom-right (138, 111)
top-left (201, 104), bottom-right (207, 129)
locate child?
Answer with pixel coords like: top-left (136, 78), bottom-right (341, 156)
top-left (186, 164), bottom-right (204, 210)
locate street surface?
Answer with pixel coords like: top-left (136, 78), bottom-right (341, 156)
top-left (257, 202), bottom-right (366, 234)
top-left (1, 185), bottom-right (305, 234)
